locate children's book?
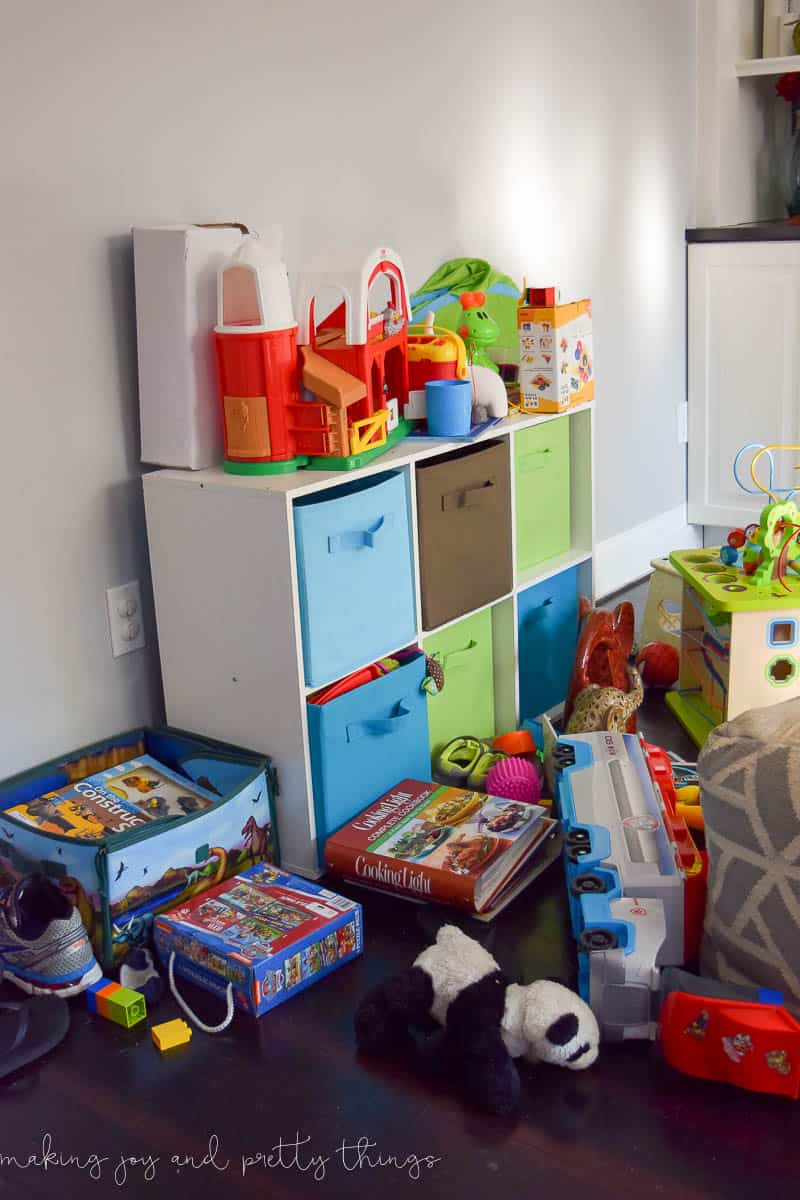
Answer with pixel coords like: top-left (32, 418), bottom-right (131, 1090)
top-left (324, 779), bottom-right (554, 914)
top-left (154, 864), bottom-right (363, 1016)
top-left (5, 755), bottom-right (217, 840)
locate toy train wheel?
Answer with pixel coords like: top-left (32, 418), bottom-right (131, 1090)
top-left (554, 745), bottom-right (576, 770)
top-left (566, 845), bottom-right (592, 864)
top-left (570, 873), bottom-right (608, 896)
top-left (566, 828), bottom-right (590, 846)
top-left (565, 828), bottom-right (591, 863)
top-left (579, 928), bottom-right (618, 952)
top-left (566, 844), bottom-right (592, 864)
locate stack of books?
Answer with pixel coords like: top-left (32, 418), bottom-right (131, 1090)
top-left (324, 779), bottom-right (560, 920)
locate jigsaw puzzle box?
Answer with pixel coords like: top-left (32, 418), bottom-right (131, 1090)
top-left (154, 864), bottom-right (363, 1016)
top-left (0, 726), bottom-right (277, 970)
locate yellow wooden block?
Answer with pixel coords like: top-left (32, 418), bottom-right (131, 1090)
top-left (151, 1019), bottom-right (192, 1052)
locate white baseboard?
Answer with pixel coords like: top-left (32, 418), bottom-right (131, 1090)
top-left (595, 503), bottom-right (702, 599)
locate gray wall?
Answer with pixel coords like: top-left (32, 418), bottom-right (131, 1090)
top-left (0, 0), bottom-right (697, 776)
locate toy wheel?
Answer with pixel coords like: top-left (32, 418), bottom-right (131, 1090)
top-left (554, 745), bottom-right (576, 770)
top-left (566, 828), bottom-right (590, 846)
top-left (579, 928), bottom-right (618, 952)
top-left (570, 873), bottom-right (608, 896)
top-left (566, 844), bottom-right (592, 864)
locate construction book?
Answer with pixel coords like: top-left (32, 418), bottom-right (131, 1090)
top-left (6, 755), bottom-right (217, 840)
top-left (324, 779), bottom-right (555, 915)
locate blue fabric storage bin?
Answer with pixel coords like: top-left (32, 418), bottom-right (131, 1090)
top-left (517, 567), bottom-right (579, 720)
top-left (307, 653), bottom-right (431, 862)
top-left (294, 470), bottom-right (418, 687)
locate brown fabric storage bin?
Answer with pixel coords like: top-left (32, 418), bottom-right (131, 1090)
top-left (416, 439), bottom-right (513, 630)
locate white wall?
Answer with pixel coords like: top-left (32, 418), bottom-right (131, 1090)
top-left (696, 0), bottom-right (785, 225)
top-left (0, 0), bottom-right (697, 775)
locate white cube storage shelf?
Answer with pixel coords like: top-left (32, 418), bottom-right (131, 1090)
top-left (143, 404), bottom-right (595, 877)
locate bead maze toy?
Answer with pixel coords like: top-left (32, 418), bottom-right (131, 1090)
top-left (667, 443), bottom-right (800, 747)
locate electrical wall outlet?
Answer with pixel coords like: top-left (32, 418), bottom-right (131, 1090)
top-left (676, 401), bottom-right (688, 445)
top-left (106, 581), bottom-right (146, 658)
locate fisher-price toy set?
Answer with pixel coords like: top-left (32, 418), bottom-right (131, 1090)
top-left (134, 225), bottom-right (592, 475)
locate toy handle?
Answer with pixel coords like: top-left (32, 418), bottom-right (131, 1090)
top-left (521, 597), bottom-right (553, 623)
top-left (441, 479), bottom-right (496, 511)
top-left (442, 639), bottom-right (478, 668)
top-left (167, 951), bottom-right (235, 1034)
top-left (519, 449), bottom-right (551, 473)
top-left (407, 322), bottom-right (468, 380)
top-left (327, 513), bottom-right (394, 554)
top-left (346, 700), bottom-right (411, 742)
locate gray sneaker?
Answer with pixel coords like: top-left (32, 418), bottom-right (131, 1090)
top-left (0, 875), bottom-right (102, 997)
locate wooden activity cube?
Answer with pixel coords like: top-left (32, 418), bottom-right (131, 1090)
top-left (667, 548), bottom-right (800, 747)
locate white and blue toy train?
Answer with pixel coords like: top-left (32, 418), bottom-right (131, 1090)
top-left (553, 731), bottom-right (688, 1041)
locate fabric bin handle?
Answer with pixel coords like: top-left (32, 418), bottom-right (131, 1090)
top-left (346, 700), bottom-right (412, 742)
top-left (521, 598), bottom-right (553, 624)
top-left (442, 639), bottom-right (478, 668)
top-left (441, 479), bottom-right (496, 512)
top-left (519, 448), bottom-right (552, 473)
top-left (328, 512), bottom-right (394, 554)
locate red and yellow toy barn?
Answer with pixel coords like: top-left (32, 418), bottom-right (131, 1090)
top-left (214, 242), bottom-right (413, 474)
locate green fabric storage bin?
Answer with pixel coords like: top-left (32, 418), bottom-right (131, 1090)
top-left (514, 418), bottom-right (571, 573)
top-left (423, 608), bottom-right (495, 756)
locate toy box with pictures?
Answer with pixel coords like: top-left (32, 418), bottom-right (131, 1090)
top-left (517, 289), bottom-right (593, 413)
top-left (153, 863), bottom-right (363, 1016)
top-left (0, 727), bottom-right (277, 970)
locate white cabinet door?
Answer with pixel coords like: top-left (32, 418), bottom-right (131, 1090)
top-left (688, 242), bottom-right (800, 527)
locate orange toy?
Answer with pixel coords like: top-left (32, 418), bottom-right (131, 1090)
top-left (563, 599), bottom-right (637, 732)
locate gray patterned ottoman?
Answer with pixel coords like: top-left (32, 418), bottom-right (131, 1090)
top-left (699, 698), bottom-right (800, 1014)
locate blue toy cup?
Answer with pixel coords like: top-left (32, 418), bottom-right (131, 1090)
top-left (425, 379), bottom-right (472, 437)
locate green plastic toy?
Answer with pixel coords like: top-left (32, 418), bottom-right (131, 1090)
top-left (433, 736), bottom-right (506, 791)
top-left (457, 292), bottom-right (500, 372)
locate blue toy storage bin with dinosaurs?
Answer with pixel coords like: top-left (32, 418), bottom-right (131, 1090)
top-left (0, 726), bottom-right (277, 971)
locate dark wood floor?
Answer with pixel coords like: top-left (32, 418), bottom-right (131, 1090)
top-left (4, 691), bottom-right (800, 1200)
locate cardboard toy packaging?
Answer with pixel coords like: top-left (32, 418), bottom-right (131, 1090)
top-left (133, 223), bottom-right (246, 469)
top-left (518, 295), bottom-right (593, 413)
top-left (154, 863), bottom-right (363, 1016)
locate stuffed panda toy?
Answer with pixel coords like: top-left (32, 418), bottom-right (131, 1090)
top-left (355, 924), bottom-right (599, 1116)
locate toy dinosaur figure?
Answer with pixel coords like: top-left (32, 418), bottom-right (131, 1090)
top-left (565, 665), bottom-right (644, 734)
top-left (457, 291), bottom-right (500, 372)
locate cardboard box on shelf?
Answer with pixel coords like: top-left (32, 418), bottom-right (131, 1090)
top-left (517, 296), bottom-right (593, 414)
top-left (133, 223), bottom-right (246, 469)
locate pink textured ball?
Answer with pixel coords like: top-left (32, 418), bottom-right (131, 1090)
top-left (485, 757), bottom-right (541, 805)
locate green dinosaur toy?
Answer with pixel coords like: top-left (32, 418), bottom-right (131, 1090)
top-left (457, 291), bottom-right (500, 372)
